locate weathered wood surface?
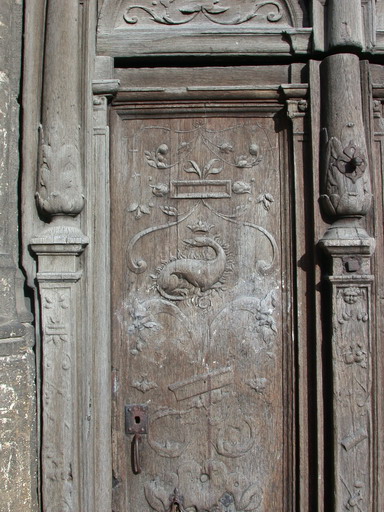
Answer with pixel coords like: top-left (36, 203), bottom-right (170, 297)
top-left (109, 70), bottom-right (309, 510)
top-left (36, 0), bottom-right (84, 217)
top-left (97, 0), bottom-right (310, 57)
top-left (326, 0), bottom-right (364, 50)
top-left (319, 5), bottom-right (376, 511)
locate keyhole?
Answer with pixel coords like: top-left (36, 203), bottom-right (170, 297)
top-left (135, 416), bottom-right (141, 424)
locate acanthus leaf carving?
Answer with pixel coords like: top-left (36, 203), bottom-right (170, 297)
top-left (36, 126), bottom-right (84, 217)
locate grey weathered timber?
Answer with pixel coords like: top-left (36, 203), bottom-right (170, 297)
top-left (319, 4), bottom-right (376, 511)
top-left (29, 0), bottom-right (88, 510)
top-left (88, 69), bottom-right (119, 512)
top-left (283, 85), bottom-right (313, 510)
top-left (3, 0), bottom-right (383, 511)
top-left (327, 0), bottom-right (364, 50)
top-left (97, 0), bottom-right (310, 57)
top-left (109, 65), bottom-right (312, 512)
top-left (36, 0), bottom-right (84, 217)
top-left (31, 222), bottom-right (88, 512)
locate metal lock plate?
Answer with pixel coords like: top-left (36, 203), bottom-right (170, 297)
top-left (125, 404), bottom-right (148, 435)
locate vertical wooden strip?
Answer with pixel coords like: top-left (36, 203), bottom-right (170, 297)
top-left (285, 92), bottom-right (310, 511)
top-left (91, 92), bottom-right (113, 511)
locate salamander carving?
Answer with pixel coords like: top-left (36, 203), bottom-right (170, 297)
top-left (156, 236), bottom-right (227, 301)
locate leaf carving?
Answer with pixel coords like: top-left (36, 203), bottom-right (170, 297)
top-left (204, 158), bottom-right (222, 177)
top-left (185, 160), bottom-right (202, 177)
top-left (161, 206), bottom-right (179, 216)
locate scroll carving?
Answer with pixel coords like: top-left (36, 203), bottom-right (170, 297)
top-left (124, 1), bottom-right (285, 26)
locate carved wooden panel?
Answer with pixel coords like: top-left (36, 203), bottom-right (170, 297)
top-left (111, 105), bottom-right (295, 511)
top-left (97, 0), bottom-right (310, 57)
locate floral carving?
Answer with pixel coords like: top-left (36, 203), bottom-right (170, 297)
top-left (124, 1), bottom-right (284, 26)
top-left (140, 123), bottom-right (264, 172)
top-left (126, 299), bottom-right (162, 354)
top-left (332, 141), bottom-right (366, 184)
top-left (145, 144), bottom-right (173, 169)
top-left (321, 136), bottom-right (372, 218)
top-left (132, 375), bottom-right (159, 393)
top-left (184, 159), bottom-right (223, 178)
top-left (128, 201), bottom-right (154, 219)
top-left (151, 183), bottom-right (169, 197)
top-left (256, 193), bottom-right (274, 210)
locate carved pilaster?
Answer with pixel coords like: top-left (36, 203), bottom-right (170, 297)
top-left (319, 235), bottom-right (375, 512)
top-left (36, 0), bottom-right (84, 217)
top-left (31, 1), bottom-right (88, 503)
top-left (89, 75), bottom-right (119, 511)
top-left (320, 4), bottom-right (375, 509)
top-left (282, 84), bottom-right (311, 508)
top-left (31, 221), bottom-right (88, 511)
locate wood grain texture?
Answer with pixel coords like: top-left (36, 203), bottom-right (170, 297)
top-left (109, 75), bottom-right (308, 510)
top-left (97, 0), bottom-right (310, 57)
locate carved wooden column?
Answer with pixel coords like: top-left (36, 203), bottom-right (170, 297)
top-left (319, 2), bottom-right (375, 510)
top-left (30, 0), bottom-right (88, 510)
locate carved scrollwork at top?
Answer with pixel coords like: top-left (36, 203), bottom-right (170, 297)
top-left (320, 135), bottom-right (372, 219)
top-left (124, 1), bottom-right (286, 26)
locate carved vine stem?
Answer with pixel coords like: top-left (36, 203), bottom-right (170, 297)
top-left (126, 204), bottom-right (198, 273)
top-left (202, 200), bottom-right (278, 273)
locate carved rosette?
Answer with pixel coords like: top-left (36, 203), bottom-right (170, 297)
top-left (320, 54), bottom-right (373, 224)
top-left (321, 136), bottom-right (372, 219)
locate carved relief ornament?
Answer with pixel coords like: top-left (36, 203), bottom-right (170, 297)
top-left (124, 1), bottom-right (286, 26)
top-left (320, 135), bottom-right (372, 219)
top-left (36, 126), bottom-right (85, 216)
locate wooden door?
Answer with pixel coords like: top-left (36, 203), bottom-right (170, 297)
top-left (110, 74), bottom-right (301, 511)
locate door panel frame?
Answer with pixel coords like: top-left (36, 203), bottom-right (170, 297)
top-left (89, 73), bottom-right (314, 511)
